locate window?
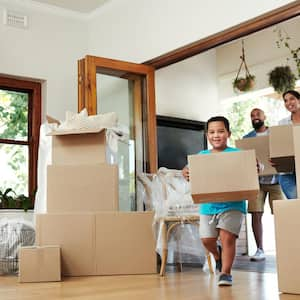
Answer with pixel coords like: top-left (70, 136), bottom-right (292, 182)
top-left (0, 76), bottom-right (41, 208)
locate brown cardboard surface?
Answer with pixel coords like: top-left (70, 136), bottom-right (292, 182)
top-left (18, 246), bottom-right (61, 283)
top-left (95, 211), bottom-right (157, 275)
top-left (36, 212), bottom-right (157, 276)
top-left (293, 126), bottom-right (300, 196)
top-left (47, 163), bottom-right (118, 212)
top-left (188, 149), bottom-right (259, 203)
top-left (235, 136), bottom-right (277, 176)
top-left (36, 213), bottom-right (96, 276)
top-left (51, 131), bottom-right (107, 165)
top-left (273, 199), bottom-right (300, 294)
top-left (269, 125), bottom-right (295, 173)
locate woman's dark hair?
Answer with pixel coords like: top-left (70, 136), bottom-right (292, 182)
top-left (282, 90), bottom-right (300, 100)
top-left (206, 116), bottom-right (230, 132)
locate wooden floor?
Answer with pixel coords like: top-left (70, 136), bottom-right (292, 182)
top-left (1, 268), bottom-right (300, 300)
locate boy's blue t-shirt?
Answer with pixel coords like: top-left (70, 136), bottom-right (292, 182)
top-left (198, 146), bottom-right (247, 215)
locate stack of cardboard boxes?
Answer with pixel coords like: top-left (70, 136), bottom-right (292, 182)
top-left (235, 124), bottom-right (300, 295)
top-left (19, 129), bottom-right (156, 282)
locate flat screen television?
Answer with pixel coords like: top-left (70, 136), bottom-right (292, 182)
top-left (157, 115), bottom-right (207, 170)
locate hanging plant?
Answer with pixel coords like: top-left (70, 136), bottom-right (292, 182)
top-left (233, 40), bottom-right (256, 92)
top-left (274, 27), bottom-right (300, 79)
top-left (268, 65), bottom-right (296, 94)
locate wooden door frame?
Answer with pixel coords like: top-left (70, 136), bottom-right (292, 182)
top-left (78, 55), bottom-right (157, 173)
top-left (144, 1), bottom-right (300, 69)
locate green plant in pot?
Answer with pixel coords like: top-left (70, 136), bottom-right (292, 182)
top-left (0, 188), bottom-right (33, 211)
top-left (233, 74), bottom-right (255, 92)
top-left (268, 65), bottom-right (296, 94)
top-left (233, 40), bottom-right (256, 93)
top-left (0, 188), bottom-right (16, 209)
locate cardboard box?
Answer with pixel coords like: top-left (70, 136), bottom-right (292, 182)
top-left (273, 199), bottom-right (300, 294)
top-left (293, 126), bottom-right (300, 195)
top-left (18, 246), bottom-right (61, 282)
top-left (235, 136), bottom-right (277, 176)
top-left (95, 211), bottom-right (157, 275)
top-left (50, 129), bottom-right (108, 165)
top-left (47, 163), bottom-right (119, 212)
top-left (188, 149), bottom-right (259, 203)
top-left (36, 212), bottom-right (156, 276)
top-left (36, 213), bottom-right (96, 276)
top-left (269, 125), bottom-right (295, 173)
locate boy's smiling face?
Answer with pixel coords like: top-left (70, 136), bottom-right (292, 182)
top-left (206, 121), bottom-right (230, 152)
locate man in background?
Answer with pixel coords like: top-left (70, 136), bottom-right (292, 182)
top-left (243, 108), bottom-right (284, 261)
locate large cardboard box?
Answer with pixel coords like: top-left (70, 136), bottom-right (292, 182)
top-left (36, 212), bottom-right (156, 276)
top-left (293, 126), bottom-right (300, 196)
top-left (269, 125), bottom-right (295, 173)
top-left (188, 149), bottom-right (259, 203)
top-left (18, 246), bottom-right (61, 283)
top-left (36, 213), bottom-right (96, 276)
top-left (273, 199), bottom-right (300, 294)
top-left (235, 136), bottom-right (277, 176)
top-left (50, 129), bottom-right (109, 165)
top-left (47, 163), bottom-right (119, 212)
top-left (95, 211), bottom-right (157, 275)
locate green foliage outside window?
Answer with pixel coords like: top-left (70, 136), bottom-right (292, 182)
top-left (0, 90), bottom-right (29, 196)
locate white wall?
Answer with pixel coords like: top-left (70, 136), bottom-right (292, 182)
top-left (0, 0), bottom-right (88, 120)
top-left (88, 0), bottom-right (294, 119)
top-left (0, 0), bottom-right (295, 120)
top-left (156, 50), bottom-right (218, 122)
top-left (88, 0), bottom-right (293, 62)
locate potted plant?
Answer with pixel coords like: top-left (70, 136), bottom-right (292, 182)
top-left (268, 65), bottom-right (296, 94)
top-left (233, 40), bottom-right (256, 93)
top-left (0, 188), bottom-right (33, 211)
top-left (0, 188), bottom-right (16, 209)
top-left (233, 74), bottom-right (256, 92)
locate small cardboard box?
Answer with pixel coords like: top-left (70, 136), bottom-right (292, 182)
top-left (269, 125), bottom-right (295, 173)
top-left (188, 149), bottom-right (259, 203)
top-left (36, 213), bottom-right (96, 276)
top-left (274, 199), bottom-right (300, 294)
top-left (36, 212), bottom-right (157, 276)
top-left (47, 163), bottom-right (119, 213)
top-left (49, 129), bottom-right (108, 165)
top-left (95, 211), bottom-right (157, 275)
top-left (235, 136), bottom-right (277, 176)
top-left (18, 246), bottom-right (61, 282)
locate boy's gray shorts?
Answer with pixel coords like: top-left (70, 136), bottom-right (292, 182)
top-left (199, 210), bottom-right (244, 238)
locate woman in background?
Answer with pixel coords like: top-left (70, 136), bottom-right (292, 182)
top-left (277, 90), bottom-right (300, 199)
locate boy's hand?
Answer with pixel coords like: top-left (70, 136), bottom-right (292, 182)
top-left (182, 166), bottom-right (190, 181)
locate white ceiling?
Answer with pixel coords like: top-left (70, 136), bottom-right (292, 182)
top-left (30, 0), bottom-right (108, 13)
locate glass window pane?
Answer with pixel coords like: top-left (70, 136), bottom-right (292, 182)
top-left (0, 144), bottom-right (28, 195)
top-left (0, 89), bottom-right (28, 141)
top-left (96, 74), bottom-right (136, 211)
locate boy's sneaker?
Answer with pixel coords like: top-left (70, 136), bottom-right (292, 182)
top-left (218, 274), bottom-right (233, 286)
top-left (250, 248), bottom-right (265, 261)
top-left (215, 244), bottom-right (222, 272)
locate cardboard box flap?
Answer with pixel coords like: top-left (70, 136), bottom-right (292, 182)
top-left (48, 127), bottom-right (106, 136)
